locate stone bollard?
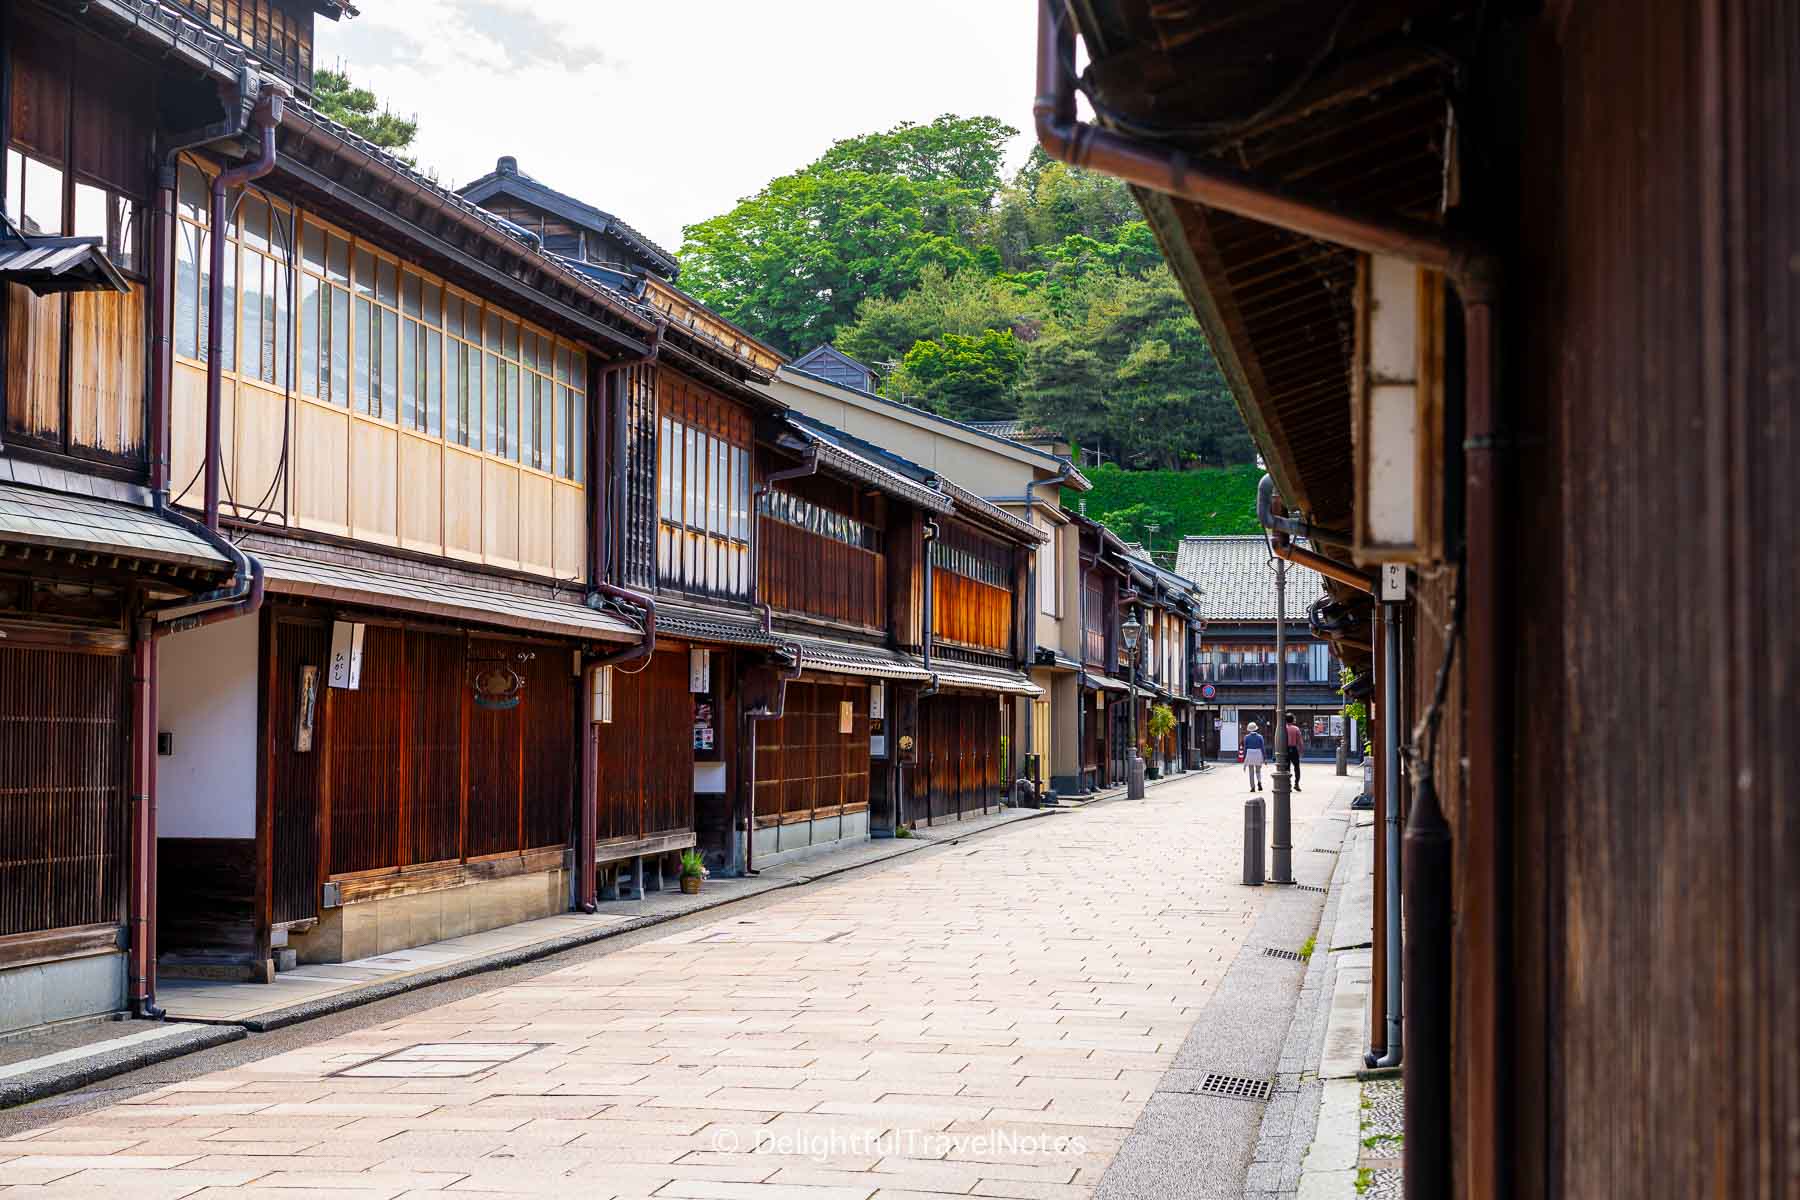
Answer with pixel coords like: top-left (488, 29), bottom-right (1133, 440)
top-left (1243, 798), bottom-right (1266, 886)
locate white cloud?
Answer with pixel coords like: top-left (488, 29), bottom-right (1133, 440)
top-left (316, 1), bottom-right (1040, 256)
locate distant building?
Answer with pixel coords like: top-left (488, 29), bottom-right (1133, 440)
top-left (1176, 536), bottom-right (1350, 760)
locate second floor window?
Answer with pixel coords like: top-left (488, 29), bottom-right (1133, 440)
top-left (173, 156), bottom-right (589, 485)
top-left (657, 410), bottom-right (750, 599)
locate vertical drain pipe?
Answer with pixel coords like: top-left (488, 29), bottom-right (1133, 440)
top-left (1367, 602), bottom-right (1404, 1067)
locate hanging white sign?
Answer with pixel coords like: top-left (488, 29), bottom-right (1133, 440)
top-left (327, 621), bottom-right (365, 690)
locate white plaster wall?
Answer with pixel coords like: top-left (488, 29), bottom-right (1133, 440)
top-left (156, 616), bottom-right (260, 838)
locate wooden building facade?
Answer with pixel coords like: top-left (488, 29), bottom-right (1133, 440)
top-left (1045, 0), bottom-right (1800, 1194)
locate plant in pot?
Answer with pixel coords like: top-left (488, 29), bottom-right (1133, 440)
top-left (678, 850), bottom-right (706, 895)
top-left (1146, 703), bottom-right (1176, 778)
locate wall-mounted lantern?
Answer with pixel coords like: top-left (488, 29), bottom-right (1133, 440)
top-left (1353, 255), bottom-right (1445, 563)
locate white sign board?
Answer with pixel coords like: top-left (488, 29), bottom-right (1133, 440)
top-left (1381, 563), bottom-right (1407, 601)
top-left (688, 648), bottom-right (710, 693)
top-left (327, 621), bottom-right (365, 690)
top-left (869, 683), bottom-right (886, 720)
top-left (590, 665), bottom-right (614, 724)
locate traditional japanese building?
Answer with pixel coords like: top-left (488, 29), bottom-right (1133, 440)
top-left (765, 349), bottom-right (1085, 802)
top-left (1176, 535), bottom-right (1345, 762)
top-left (1035, 0), bottom-right (1800, 1192)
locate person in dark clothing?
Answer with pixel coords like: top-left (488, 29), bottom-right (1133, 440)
top-left (1285, 713), bottom-right (1304, 790)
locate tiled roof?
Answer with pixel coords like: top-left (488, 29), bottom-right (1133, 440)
top-left (1175, 535), bottom-right (1329, 621)
top-left (965, 420), bottom-right (1060, 441)
top-left (457, 157), bottom-right (679, 278)
top-left (780, 420), bottom-right (954, 515)
top-left (0, 480), bottom-right (229, 570)
top-left (256, 550), bottom-right (639, 643)
top-left (657, 601), bottom-right (786, 650)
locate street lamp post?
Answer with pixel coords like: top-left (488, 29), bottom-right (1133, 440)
top-left (1270, 553), bottom-right (1294, 884)
top-left (1121, 611), bottom-right (1145, 799)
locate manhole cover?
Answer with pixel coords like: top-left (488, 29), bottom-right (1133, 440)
top-left (1197, 1072), bottom-right (1273, 1102)
top-left (1263, 947), bottom-right (1306, 962)
top-left (332, 1043), bottom-right (544, 1079)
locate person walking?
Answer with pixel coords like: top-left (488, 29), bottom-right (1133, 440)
top-left (1243, 721), bottom-right (1266, 792)
top-left (1285, 713), bottom-right (1304, 791)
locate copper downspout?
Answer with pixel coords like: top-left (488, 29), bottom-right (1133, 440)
top-left (205, 93), bottom-right (282, 532)
top-left (127, 625), bottom-right (161, 1017)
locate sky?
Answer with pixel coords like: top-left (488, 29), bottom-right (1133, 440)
top-left (315, 1), bottom-right (1043, 256)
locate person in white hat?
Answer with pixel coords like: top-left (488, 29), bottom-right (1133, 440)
top-left (1242, 721), bottom-right (1267, 791)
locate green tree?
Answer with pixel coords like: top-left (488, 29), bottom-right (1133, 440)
top-left (1097, 502), bottom-right (1176, 546)
top-left (312, 68), bottom-right (418, 163)
top-left (679, 169), bottom-right (984, 353)
top-left (1022, 268), bottom-right (1253, 469)
top-left (836, 264), bottom-right (1042, 373)
top-left (888, 329), bottom-right (1026, 422)
top-left (817, 115), bottom-right (1017, 201)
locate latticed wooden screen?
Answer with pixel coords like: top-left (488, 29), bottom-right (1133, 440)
top-left (0, 646), bottom-right (129, 936)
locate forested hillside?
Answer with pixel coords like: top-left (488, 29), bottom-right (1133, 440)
top-left (678, 115), bottom-right (1260, 531)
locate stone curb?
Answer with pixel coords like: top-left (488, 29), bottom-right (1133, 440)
top-left (0, 1024), bottom-right (245, 1111)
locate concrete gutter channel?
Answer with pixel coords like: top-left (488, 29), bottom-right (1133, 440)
top-left (1096, 779), bottom-right (1361, 1200)
top-left (3, 800), bottom-right (1075, 1111)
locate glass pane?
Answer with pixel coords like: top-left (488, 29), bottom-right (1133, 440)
top-left (571, 352), bottom-right (585, 391)
top-left (714, 439), bottom-right (727, 539)
top-left (444, 342), bottom-right (462, 443)
top-left (422, 279), bottom-right (441, 327)
top-left (481, 352), bottom-right (497, 453)
top-left (354, 297), bottom-right (372, 413)
top-left (327, 231), bottom-right (349, 285)
top-left (426, 330), bottom-right (442, 438)
top-left (554, 344), bottom-right (569, 384)
top-left (272, 256), bottom-right (289, 388)
top-left (21, 156), bottom-right (63, 236)
top-left (299, 271), bottom-right (319, 396)
top-left (242, 249), bottom-right (264, 382)
top-left (659, 417), bottom-right (674, 519)
top-left (569, 380), bottom-right (584, 483)
top-left (177, 158), bottom-right (207, 223)
top-left (445, 292), bottom-right (463, 338)
top-left (73, 181), bottom-right (107, 243)
top-left (377, 257), bottom-right (398, 307)
top-left (3, 150), bottom-right (20, 230)
top-left (353, 246), bottom-right (375, 297)
top-left (401, 270), bottom-right (421, 318)
top-left (107, 194), bottom-right (138, 274)
top-left (330, 285), bottom-right (349, 405)
top-left (485, 311), bottom-right (501, 350)
top-left (302, 219), bottom-right (326, 273)
top-left (505, 362), bottom-right (520, 459)
top-left (521, 373), bottom-right (536, 469)
top-left (381, 308), bottom-right (398, 419)
top-left (402, 321), bottom-right (418, 429)
top-left (502, 318), bottom-right (518, 360)
top-left (220, 244), bottom-right (236, 372)
top-left (241, 193), bottom-right (268, 252)
top-left (175, 220), bottom-right (201, 360)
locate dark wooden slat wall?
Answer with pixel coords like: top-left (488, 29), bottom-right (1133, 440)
top-left (0, 644), bottom-right (129, 938)
top-left (594, 648), bottom-right (693, 844)
top-left (268, 620), bottom-right (327, 925)
top-left (268, 618), bottom-right (577, 919)
top-left (756, 518), bottom-right (886, 629)
top-left (911, 695), bottom-right (1000, 827)
top-left (932, 572), bottom-right (1013, 655)
top-left (327, 625), bottom-right (405, 875)
top-left (1496, 2), bottom-right (1800, 1196)
top-left (751, 681), bottom-right (871, 826)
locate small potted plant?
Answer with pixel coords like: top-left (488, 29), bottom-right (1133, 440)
top-left (1146, 704), bottom-right (1176, 778)
top-left (679, 850), bottom-right (706, 895)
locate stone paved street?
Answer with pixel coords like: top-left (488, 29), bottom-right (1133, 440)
top-left (0, 768), bottom-right (1328, 1199)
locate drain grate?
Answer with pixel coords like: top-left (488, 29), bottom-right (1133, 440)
top-left (1264, 947), bottom-right (1306, 962)
top-left (1297, 884), bottom-right (1328, 893)
top-left (1197, 1071), bottom-right (1274, 1102)
top-left (1312, 848), bottom-right (1340, 854)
